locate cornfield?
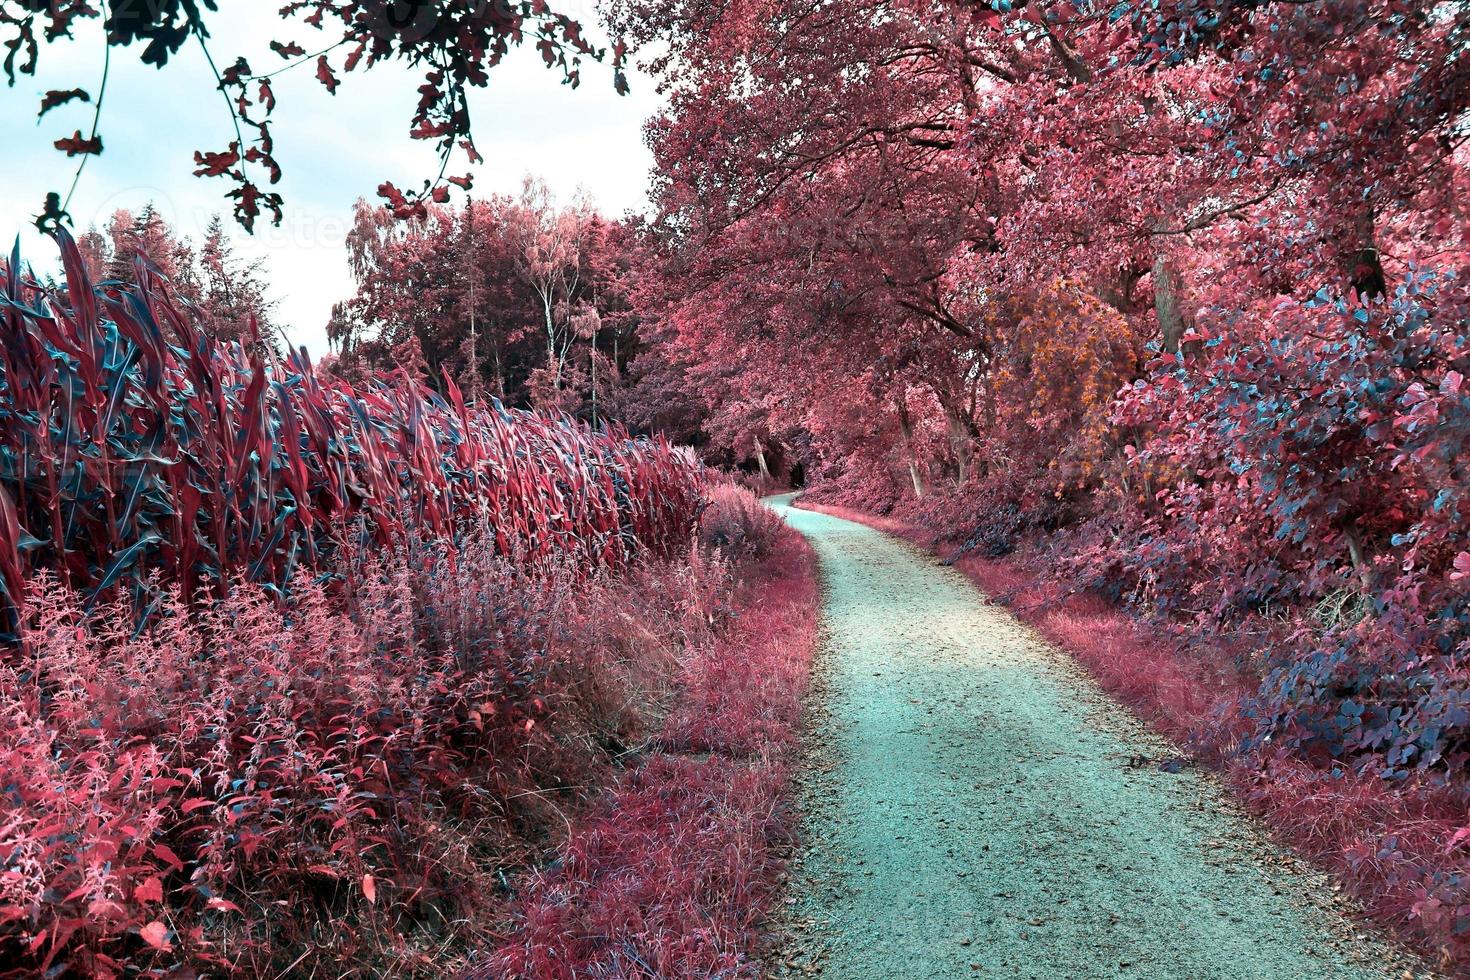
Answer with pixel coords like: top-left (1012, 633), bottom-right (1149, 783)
top-left (0, 231), bottom-right (702, 637)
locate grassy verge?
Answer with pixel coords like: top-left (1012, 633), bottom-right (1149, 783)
top-left (480, 488), bottom-right (821, 978)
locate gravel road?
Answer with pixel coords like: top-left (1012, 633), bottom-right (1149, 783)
top-left (767, 496), bottom-right (1422, 980)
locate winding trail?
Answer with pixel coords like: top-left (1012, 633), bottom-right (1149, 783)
top-left (768, 497), bottom-right (1416, 980)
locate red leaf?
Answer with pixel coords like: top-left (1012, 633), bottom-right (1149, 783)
top-left (0, 484), bottom-right (26, 613)
top-left (38, 88), bottom-right (90, 118)
top-left (53, 130), bottom-right (103, 157)
top-left (134, 877), bottom-right (164, 905)
top-left (362, 874), bottom-right (377, 904)
top-left (139, 921), bottom-right (170, 950)
top-left (152, 843), bottom-right (185, 871)
top-left (317, 56), bottom-right (340, 95)
top-left (193, 148), bottom-right (241, 178)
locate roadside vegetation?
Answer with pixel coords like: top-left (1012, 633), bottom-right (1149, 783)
top-left (0, 234), bottom-right (816, 977)
top-left (4, 0), bottom-right (1469, 974)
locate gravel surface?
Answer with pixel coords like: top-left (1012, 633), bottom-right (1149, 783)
top-left (766, 496), bottom-right (1427, 980)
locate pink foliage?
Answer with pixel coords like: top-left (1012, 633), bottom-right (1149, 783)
top-left (485, 493), bottom-right (819, 978)
top-left (0, 230), bottom-right (702, 639)
top-left (626, 1), bottom-right (1470, 964)
top-left (696, 481), bottom-right (791, 562)
top-left (0, 525), bottom-right (741, 977)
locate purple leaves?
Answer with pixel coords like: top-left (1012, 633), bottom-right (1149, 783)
top-left (0, 232), bottom-right (703, 637)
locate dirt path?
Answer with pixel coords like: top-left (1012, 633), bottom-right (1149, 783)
top-left (768, 496), bottom-right (1420, 980)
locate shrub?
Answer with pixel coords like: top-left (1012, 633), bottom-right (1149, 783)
top-left (697, 483), bottom-right (788, 561)
top-left (879, 271), bottom-right (1470, 778)
top-left (1111, 272), bottom-right (1470, 771)
top-left (0, 527), bottom-right (732, 977)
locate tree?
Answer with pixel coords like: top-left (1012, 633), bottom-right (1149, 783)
top-left (620, 0), bottom-right (1470, 493)
top-left (330, 184), bottom-right (647, 422)
top-left (505, 178), bottom-right (600, 404)
top-left (3, 0), bottom-right (628, 229)
top-left (74, 225), bottom-right (110, 274)
top-left (606, 2), bottom-right (1470, 812)
top-left (615, 0), bottom-right (1470, 612)
top-left (87, 205), bottom-right (277, 347)
top-left (103, 204), bottom-right (193, 287)
top-left (196, 215), bottom-right (277, 347)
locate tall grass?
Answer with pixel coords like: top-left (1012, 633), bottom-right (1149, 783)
top-left (0, 230), bottom-right (700, 637)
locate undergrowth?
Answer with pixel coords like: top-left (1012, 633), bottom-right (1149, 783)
top-left (0, 230), bottom-right (729, 978)
top-left (1, 487), bottom-right (817, 977)
top-left (481, 487), bottom-right (819, 978)
top-left (1, 520), bottom-right (750, 977)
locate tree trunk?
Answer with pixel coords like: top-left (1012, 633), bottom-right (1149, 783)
top-left (1095, 264), bottom-right (1146, 316)
top-left (1153, 251), bottom-right (1193, 356)
top-left (495, 347), bottom-right (504, 399)
top-left (1349, 208), bottom-right (1387, 300)
top-left (945, 406), bottom-right (973, 483)
top-left (934, 388), bottom-right (976, 484)
top-left (1344, 523), bottom-right (1373, 594)
top-left (754, 441), bottom-right (772, 486)
top-left (896, 396), bottom-right (925, 500)
top-left (541, 290), bottom-right (561, 386)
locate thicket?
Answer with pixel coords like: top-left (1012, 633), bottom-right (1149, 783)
top-left (0, 233), bottom-right (729, 977)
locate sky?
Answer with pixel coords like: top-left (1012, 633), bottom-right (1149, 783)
top-left (0, 5), bottom-right (664, 354)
